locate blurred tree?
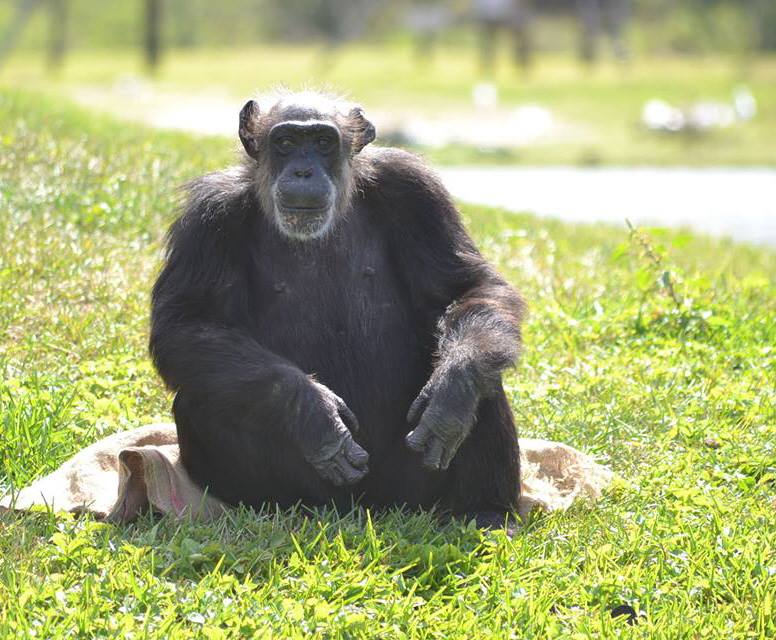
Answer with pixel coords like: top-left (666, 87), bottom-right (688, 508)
top-left (145, 0), bottom-right (162, 70)
top-left (472, 0), bottom-right (532, 72)
top-left (576, 0), bottom-right (629, 63)
top-left (405, 0), bottom-right (459, 64)
top-left (0, 0), bottom-right (40, 70)
top-left (751, 0), bottom-right (776, 50)
top-left (0, 0), bottom-right (69, 72)
top-left (267, 0), bottom-right (382, 43)
top-left (0, 0), bottom-right (772, 58)
top-left (47, 0), bottom-right (67, 71)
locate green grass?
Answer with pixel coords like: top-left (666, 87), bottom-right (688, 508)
top-left (1, 89), bottom-right (775, 638)
top-left (3, 44), bottom-right (776, 166)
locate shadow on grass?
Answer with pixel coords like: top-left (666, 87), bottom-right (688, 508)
top-left (1, 500), bottom-right (553, 588)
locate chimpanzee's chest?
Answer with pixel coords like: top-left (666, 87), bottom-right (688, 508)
top-left (245, 216), bottom-right (430, 419)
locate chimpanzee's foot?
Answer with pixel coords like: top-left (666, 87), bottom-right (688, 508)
top-left (466, 510), bottom-right (519, 536)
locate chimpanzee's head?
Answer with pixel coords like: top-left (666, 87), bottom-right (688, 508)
top-left (238, 92), bottom-right (376, 241)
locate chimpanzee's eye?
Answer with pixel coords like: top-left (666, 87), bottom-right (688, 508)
top-left (275, 137), bottom-right (296, 153)
top-left (316, 136), bottom-right (335, 152)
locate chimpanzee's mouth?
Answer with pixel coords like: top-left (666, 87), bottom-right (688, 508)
top-left (281, 206), bottom-right (329, 214)
top-left (280, 207), bottom-right (330, 223)
top-left (277, 207), bottom-right (332, 238)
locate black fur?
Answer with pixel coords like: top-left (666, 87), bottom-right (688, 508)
top-left (150, 95), bottom-right (525, 516)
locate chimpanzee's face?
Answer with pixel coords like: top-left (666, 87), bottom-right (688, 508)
top-left (239, 96), bottom-right (374, 240)
top-left (268, 120), bottom-right (343, 240)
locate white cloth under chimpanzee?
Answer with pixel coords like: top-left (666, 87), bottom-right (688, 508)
top-left (0, 423), bottom-right (613, 523)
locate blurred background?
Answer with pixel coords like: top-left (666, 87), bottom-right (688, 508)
top-left (1, 0), bottom-right (775, 243)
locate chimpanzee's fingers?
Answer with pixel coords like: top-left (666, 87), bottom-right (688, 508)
top-left (335, 396), bottom-right (360, 433)
top-left (405, 419), bottom-right (433, 452)
top-left (315, 461), bottom-right (342, 486)
top-left (330, 448), bottom-right (368, 485)
top-left (422, 437), bottom-right (446, 471)
top-left (439, 437), bottom-right (460, 470)
top-left (343, 437), bottom-right (369, 468)
top-left (318, 458), bottom-right (349, 487)
top-left (407, 389), bottom-right (431, 427)
top-left (340, 458), bottom-right (367, 485)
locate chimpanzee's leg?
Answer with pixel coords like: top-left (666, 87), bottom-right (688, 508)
top-left (173, 392), bottom-right (339, 509)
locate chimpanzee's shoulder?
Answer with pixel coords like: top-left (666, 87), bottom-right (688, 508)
top-left (181, 166), bottom-right (256, 227)
top-left (357, 147), bottom-right (453, 208)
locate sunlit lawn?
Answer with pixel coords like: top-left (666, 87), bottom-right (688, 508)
top-left (0, 90), bottom-right (774, 637)
top-left (3, 44), bottom-right (776, 165)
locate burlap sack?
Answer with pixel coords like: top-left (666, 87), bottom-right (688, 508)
top-left (0, 423), bottom-right (612, 522)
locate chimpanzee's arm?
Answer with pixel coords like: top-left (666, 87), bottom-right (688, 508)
top-left (149, 178), bottom-right (368, 485)
top-left (369, 150), bottom-right (525, 470)
top-left (404, 263), bottom-right (524, 471)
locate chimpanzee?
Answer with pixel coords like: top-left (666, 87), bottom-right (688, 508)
top-left (149, 91), bottom-right (525, 524)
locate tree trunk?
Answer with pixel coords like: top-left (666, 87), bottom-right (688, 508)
top-left (0, 0), bottom-right (40, 71)
top-left (47, 0), bottom-right (67, 72)
top-left (145, 0), bottom-right (162, 71)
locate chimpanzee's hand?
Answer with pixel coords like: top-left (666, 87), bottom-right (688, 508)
top-left (302, 382), bottom-right (369, 486)
top-left (405, 365), bottom-right (481, 471)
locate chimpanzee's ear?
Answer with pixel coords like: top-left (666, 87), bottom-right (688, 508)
top-left (348, 106), bottom-right (376, 155)
top-left (239, 100), bottom-right (261, 159)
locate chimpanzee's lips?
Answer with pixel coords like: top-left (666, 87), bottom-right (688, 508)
top-left (281, 206), bottom-right (329, 214)
top-left (280, 206), bottom-right (329, 222)
top-left (278, 207), bottom-right (331, 237)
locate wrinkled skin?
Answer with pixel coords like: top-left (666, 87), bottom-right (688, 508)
top-left (302, 382), bottom-right (369, 486)
top-left (406, 364), bottom-right (482, 471)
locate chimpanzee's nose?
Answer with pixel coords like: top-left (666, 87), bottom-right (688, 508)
top-left (294, 168), bottom-right (313, 178)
